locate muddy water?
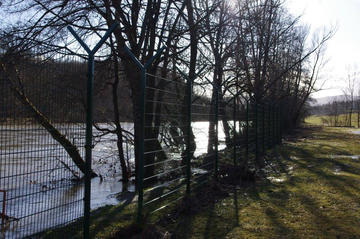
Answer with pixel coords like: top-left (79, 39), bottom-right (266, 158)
top-left (1, 121), bottom-right (227, 238)
top-left (0, 122), bottom-right (134, 238)
top-left (2, 178), bottom-right (134, 239)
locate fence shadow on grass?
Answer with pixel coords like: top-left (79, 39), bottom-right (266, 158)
top-left (42, 192), bottom-right (136, 239)
top-left (165, 127), bottom-right (360, 238)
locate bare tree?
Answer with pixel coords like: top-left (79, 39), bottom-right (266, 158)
top-left (343, 67), bottom-right (357, 127)
top-left (328, 101), bottom-right (340, 127)
top-left (0, 51), bottom-right (97, 178)
top-left (197, 0), bottom-right (236, 153)
top-left (0, 0), bottom-right (209, 186)
top-left (0, 0), bottom-right (336, 180)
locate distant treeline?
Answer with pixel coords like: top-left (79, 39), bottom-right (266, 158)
top-left (310, 100), bottom-right (360, 116)
top-left (0, 59), bottom-right (218, 123)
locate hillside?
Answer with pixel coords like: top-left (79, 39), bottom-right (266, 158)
top-left (311, 95), bottom-right (352, 106)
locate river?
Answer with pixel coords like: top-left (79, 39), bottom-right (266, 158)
top-left (0, 121), bottom-right (227, 238)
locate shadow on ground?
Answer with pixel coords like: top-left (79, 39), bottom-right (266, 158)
top-left (159, 126), bottom-right (360, 238)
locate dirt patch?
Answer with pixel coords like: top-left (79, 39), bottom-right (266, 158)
top-left (111, 223), bottom-right (171, 239)
top-left (283, 125), bottom-right (321, 142)
top-left (218, 164), bottom-right (256, 186)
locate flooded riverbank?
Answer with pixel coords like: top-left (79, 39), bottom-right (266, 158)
top-left (1, 121), bottom-right (226, 238)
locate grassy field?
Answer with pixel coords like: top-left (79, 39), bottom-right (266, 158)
top-left (45, 125), bottom-right (360, 238)
top-left (306, 113), bottom-right (360, 127)
top-left (156, 126), bottom-right (360, 238)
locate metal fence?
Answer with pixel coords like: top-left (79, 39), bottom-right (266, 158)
top-left (0, 53), bottom-right (87, 238)
top-left (134, 73), bottom-right (283, 220)
top-left (125, 46), bottom-right (283, 223)
top-left (1, 29), bottom-right (282, 238)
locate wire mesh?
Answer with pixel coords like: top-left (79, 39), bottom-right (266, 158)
top-left (190, 89), bottom-right (219, 186)
top-left (225, 101), bottom-right (281, 170)
top-left (0, 53), bottom-right (86, 238)
top-left (140, 73), bottom-right (226, 214)
top-left (140, 72), bottom-right (190, 213)
top-left (1, 45), bottom-right (285, 236)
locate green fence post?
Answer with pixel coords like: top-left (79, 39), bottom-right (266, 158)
top-left (274, 105), bottom-right (277, 145)
top-left (278, 105), bottom-right (281, 144)
top-left (268, 104), bottom-right (271, 149)
top-left (186, 75), bottom-right (192, 195)
top-left (270, 105), bottom-right (272, 146)
top-left (233, 97), bottom-right (237, 166)
top-left (274, 105), bottom-right (276, 145)
top-left (246, 100), bottom-right (249, 163)
top-left (270, 105), bottom-right (272, 148)
top-left (276, 106), bottom-right (280, 144)
top-left (262, 104), bottom-right (265, 155)
top-left (68, 23), bottom-right (118, 239)
top-left (255, 101), bottom-right (258, 162)
top-left (274, 106), bottom-right (279, 145)
top-left (124, 46), bottom-right (165, 224)
top-left (215, 83), bottom-right (219, 179)
top-left (280, 105), bottom-right (282, 144)
top-left (276, 105), bottom-right (278, 144)
top-left (176, 66), bottom-right (206, 195)
top-left (139, 67), bottom-right (146, 222)
top-left (272, 104), bottom-right (275, 147)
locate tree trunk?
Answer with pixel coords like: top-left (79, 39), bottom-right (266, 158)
top-left (219, 95), bottom-right (231, 147)
top-left (207, 90), bottom-right (216, 154)
top-left (110, 47), bottom-right (129, 190)
top-left (4, 71), bottom-right (97, 178)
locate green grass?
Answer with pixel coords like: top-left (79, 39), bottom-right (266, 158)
top-left (42, 201), bottom-right (137, 238)
top-left (158, 126), bottom-right (360, 238)
top-left (45, 125), bottom-right (360, 238)
top-left (306, 113), bottom-right (360, 127)
top-left (305, 115), bottom-right (325, 125)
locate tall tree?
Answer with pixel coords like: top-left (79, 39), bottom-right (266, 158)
top-left (0, 0), bottom-right (193, 184)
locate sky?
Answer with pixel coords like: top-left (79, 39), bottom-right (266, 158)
top-left (286, 0), bottom-right (360, 99)
top-left (0, 1), bottom-right (357, 99)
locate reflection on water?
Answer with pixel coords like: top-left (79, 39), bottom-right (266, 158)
top-left (192, 121), bottom-right (226, 156)
top-left (2, 177), bottom-right (134, 239)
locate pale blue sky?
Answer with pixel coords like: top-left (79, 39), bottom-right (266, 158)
top-left (287, 0), bottom-right (360, 98)
top-left (1, 1), bottom-right (357, 98)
